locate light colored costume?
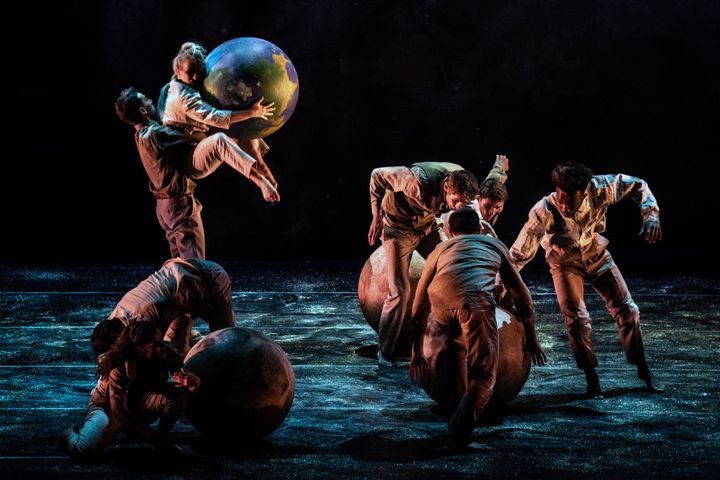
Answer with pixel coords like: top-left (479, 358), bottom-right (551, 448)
top-left (369, 158), bottom-right (506, 357)
top-left (60, 352), bottom-right (186, 461)
top-left (133, 122), bottom-right (203, 259)
top-left (413, 233), bottom-right (534, 444)
top-left (438, 157), bottom-right (507, 239)
top-left (510, 174), bottom-right (659, 370)
top-left (162, 79), bottom-right (268, 175)
top-left (108, 258), bottom-right (235, 356)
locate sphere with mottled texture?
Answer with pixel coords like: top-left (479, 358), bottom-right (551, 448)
top-left (357, 249), bottom-right (425, 355)
top-left (203, 37), bottom-right (299, 139)
top-left (357, 246), bottom-right (530, 407)
top-left (183, 327), bottom-right (295, 442)
top-left (418, 308), bottom-right (531, 409)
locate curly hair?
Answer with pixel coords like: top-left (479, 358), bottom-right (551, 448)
top-left (115, 87), bottom-right (143, 125)
top-left (97, 321), bottom-right (160, 377)
top-left (446, 170), bottom-right (479, 198)
top-left (551, 162), bottom-right (593, 193)
top-left (478, 178), bottom-right (508, 202)
top-left (91, 318), bottom-right (125, 358)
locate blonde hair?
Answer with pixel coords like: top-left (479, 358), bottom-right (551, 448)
top-left (172, 41), bottom-right (207, 75)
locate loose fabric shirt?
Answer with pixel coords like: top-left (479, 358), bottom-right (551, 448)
top-left (370, 162), bottom-right (465, 234)
top-left (134, 122), bottom-right (195, 198)
top-left (414, 234), bottom-right (533, 323)
top-left (108, 258), bottom-right (223, 331)
top-left (162, 80), bottom-right (232, 139)
top-left (510, 174), bottom-right (660, 271)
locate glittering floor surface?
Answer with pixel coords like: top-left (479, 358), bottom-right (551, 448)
top-left (0, 263), bottom-right (718, 479)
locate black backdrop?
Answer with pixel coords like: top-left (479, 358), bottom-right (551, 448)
top-left (5, 0), bottom-right (719, 273)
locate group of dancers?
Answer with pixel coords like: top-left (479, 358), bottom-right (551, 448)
top-left (58, 39), bottom-right (664, 458)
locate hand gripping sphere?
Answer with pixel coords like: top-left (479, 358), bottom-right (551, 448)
top-left (203, 37), bottom-right (299, 140)
top-left (357, 247), bottom-right (531, 407)
top-left (183, 327), bottom-right (295, 442)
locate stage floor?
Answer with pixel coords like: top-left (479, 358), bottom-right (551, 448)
top-left (0, 263), bottom-right (718, 479)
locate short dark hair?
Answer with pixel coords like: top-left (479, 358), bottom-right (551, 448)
top-left (115, 87), bottom-right (143, 125)
top-left (91, 318), bottom-right (125, 357)
top-left (446, 170), bottom-right (479, 197)
top-left (551, 162), bottom-right (593, 193)
top-left (478, 178), bottom-right (508, 202)
top-left (448, 206), bottom-right (480, 235)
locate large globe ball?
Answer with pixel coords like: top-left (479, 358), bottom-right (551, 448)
top-left (203, 37), bottom-right (299, 139)
top-left (357, 246), bottom-right (531, 407)
top-left (183, 327), bottom-right (295, 442)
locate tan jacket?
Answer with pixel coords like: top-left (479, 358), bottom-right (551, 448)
top-left (162, 80), bottom-right (231, 139)
top-left (510, 174), bottom-right (660, 272)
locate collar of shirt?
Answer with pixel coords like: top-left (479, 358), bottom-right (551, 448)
top-left (549, 191), bottom-right (591, 221)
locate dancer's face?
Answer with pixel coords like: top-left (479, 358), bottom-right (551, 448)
top-left (478, 197), bottom-right (504, 223)
top-left (444, 184), bottom-right (474, 211)
top-left (176, 59), bottom-right (203, 87)
top-left (137, 93), bottom-right (157, 120)
top-left (555, 188), bottom-right (584, 216)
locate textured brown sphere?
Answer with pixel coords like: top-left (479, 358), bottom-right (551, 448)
top-left (358, 246), bottom-right (530, 407)
top-left (418, 308), bottom-right (531, 409)
top-left (357, 248), bottom-right (425, 354)
top-left (183, 327), bottom-right (295, 442)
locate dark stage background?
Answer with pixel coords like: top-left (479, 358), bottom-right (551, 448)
top-left (5, 0), bottom-right (719, 273)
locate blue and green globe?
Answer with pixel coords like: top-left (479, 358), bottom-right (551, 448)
top-left (203, 37), bottom-right (299, 139)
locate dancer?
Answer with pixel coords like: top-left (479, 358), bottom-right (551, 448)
top-left (510, 162), bottom-right (662, 397)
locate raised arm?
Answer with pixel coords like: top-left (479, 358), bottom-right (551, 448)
top-left (485, 154), bottom-right (509, 184)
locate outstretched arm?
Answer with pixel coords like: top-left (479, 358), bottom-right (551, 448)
top-left (177, 86), bottom-right (275, 128)
top-left (229, 97), bottom-right (276, 123)
top-left (593, 174), bottom-right (662, 244)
